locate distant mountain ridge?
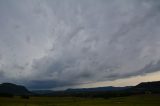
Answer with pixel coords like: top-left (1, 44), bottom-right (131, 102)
top-left (0, 83), bottom-right (31, 95)
top-left (32, 81), bottom-right (160, 95)
top-left (32, 90), bottom-right (53, 95)
top-left (66, 86), bottom-right (132, 92)
top-left (32, 86), bottom-right (132, 95)
top-left (0, 81), bottom-right (160, 97)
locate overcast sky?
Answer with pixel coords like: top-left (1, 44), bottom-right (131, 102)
top-left (0, 0), bottom-right (160, 90)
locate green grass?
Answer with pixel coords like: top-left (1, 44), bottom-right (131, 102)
top-left (0, 94), bottom-right (160, 106)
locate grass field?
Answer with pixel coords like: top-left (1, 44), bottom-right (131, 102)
top-left (0, 94), bottom-right (159, 106)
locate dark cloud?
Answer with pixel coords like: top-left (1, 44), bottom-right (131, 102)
top-left (105, 60), bottom-right (160, 81)
top-left (0, 70), bottom-right (4, 77)
top-left (0, 0), bottom-right (160, 89)
top-left (26, 80), bottom-right (74, 90)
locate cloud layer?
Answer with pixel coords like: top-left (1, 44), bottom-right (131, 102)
top-left (0, 0), bottom-right (160, 89)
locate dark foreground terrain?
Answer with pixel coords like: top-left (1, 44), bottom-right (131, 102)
top-left (0, 94), bottom-right (160, 106)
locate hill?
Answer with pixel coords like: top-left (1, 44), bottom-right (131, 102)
top-left (130, 81), bottom-right (160, 93)
top-left (0, 83), bottom-right (31, 96)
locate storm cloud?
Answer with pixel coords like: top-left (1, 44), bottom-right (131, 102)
top-left (0, 0), bottom-right (160, 89)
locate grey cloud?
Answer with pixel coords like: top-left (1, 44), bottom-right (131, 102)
top-left (109, 60), bottom-right (160, 80)
top-left (0, 0), bottom-right (160, 89)
top-left (0, 70), bottom-right (4, 77)
top-left (26, 80), bottom-right (74, 90)
top-left (136, 60), bottom-right (160, 75)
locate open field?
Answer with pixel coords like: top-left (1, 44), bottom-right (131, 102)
top-left (0, 94), bottom-right (160, 106)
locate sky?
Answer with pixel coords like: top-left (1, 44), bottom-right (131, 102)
top-left (0, 0), bottom-right (160, 90)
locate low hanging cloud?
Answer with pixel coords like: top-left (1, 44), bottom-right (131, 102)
top-left (0, 0), bottom-right (160, 89)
